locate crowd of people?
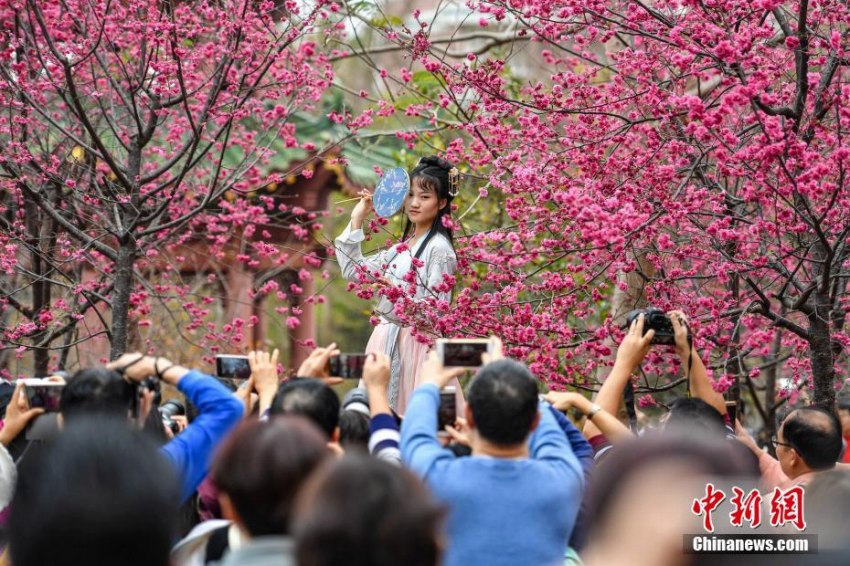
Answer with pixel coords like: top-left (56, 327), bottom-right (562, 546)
top-left (0, 312), bottom-right (848, 565)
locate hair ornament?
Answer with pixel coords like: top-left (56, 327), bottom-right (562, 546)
top-left (448, 167), bottom-right (460, 197)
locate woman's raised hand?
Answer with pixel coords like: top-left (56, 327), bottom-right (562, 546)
top-left (351, 189), bottom-right (374, 229)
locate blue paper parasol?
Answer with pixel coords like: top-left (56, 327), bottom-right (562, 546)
top-left (372, 167), bottom-right (410, 218)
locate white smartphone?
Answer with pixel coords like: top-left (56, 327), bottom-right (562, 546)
top-left (20, 379), bottom-right (65, 413)
top-left (215, 355), bottom-right (252, 380)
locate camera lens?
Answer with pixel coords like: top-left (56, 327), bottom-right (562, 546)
top-left (159, 400), bottom-right (185, 419)
top-left (159, 400), bottom-right (186, 434)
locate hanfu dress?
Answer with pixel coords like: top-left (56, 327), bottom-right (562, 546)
top-left (335, 222), bottom-right (463, 414)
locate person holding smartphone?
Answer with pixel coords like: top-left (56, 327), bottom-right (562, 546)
top-left (335, 156), bottom-right (461, 413)
top-left (400, 351), bottom-right (584, 566)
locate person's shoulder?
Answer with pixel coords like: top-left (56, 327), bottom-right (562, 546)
top-left (171, 519), bottom-right (232, 564)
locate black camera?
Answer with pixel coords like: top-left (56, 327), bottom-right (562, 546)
top-left (159, 400), bottom-right (186, 435)
top-left (438, 386), bottom-right (457, 431)
top-left (624, 308), bottom-right (689, 346)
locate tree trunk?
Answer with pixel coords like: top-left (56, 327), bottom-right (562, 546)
top-left (763, 329), bottom-right (782, 456)
top-left (112, 138), bottom-right (142, 360)
top-left (25, 198), bottom-right (51, 376)
top-left (808, 291), bottom-right (836, 412)
top-left (110, 240), bottom-right (136, 360)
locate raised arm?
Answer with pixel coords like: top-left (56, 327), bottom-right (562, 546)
top-left (669, 310), bottom-right (726, 416)
top-left (0, 381), bottom-right (45, 511)
top-left (362, 353), bottom-right (401, 464)
top-left (108, 354), bottom-right (244, 502)
top-left (583, 313), bottom-right (654, 439)
top-left (529, 401), bottom-right (584, 487)
top-left (400, 385), bottom-right (450, 476)
top-left (400, 352), bottom-right (465, 478)
top-left (335, 191), bottom-right (390, 283)
top-left (545, 402), bottom-right (595, 475)
top-left (735, 420), bottom-right (789, 488)
top-left (248, 349), bottom-right (280, 418)
top-left (159, 369), bottom-right (243, 502)
top-left (545, 391), bottom-right (633, 443)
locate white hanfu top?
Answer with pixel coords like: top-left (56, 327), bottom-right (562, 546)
top-left (335, 221), bottom-right (457, 405)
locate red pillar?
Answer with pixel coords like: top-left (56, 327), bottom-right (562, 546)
top-left (289, 273), bottom-right (316, 368)
top-left (252, 296), bottom-right (265, 349)
top-left (224, 261), bottom-right (255, 350)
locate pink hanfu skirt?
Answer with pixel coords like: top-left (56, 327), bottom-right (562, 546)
top-left (365, 321), bottom-right (466, 416)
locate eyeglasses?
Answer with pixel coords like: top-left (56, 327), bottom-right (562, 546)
top-left (770, 436), bottom-right (793, 449)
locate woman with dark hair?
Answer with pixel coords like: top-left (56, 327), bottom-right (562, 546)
top-left (294, 455), bottom-right (445, 566)
top-left (10, 416), bottom-right (180, 566)
top-left (172, 416), bottom-right (328, 566)
top-left (335, 156), bottom-right (460, 412)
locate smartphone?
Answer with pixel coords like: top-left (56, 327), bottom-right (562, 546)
top-left (438, 386), bottom-right (457, 431)
top-left (436, 338), bottom-right (493, 368)
top-left (21, 379), bottom-right (65, 413)
top-left (726, 384), bottom-right (740, 424)
top-left (328, 354), bottom-right (368, 379)
top-left (726, 400), bottom-right (738, 424)
top-left (215, 355), bottom-right (252, 380)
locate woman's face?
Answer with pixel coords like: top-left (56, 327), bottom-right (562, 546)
top-left (406, 177), bottom-right (446, 227)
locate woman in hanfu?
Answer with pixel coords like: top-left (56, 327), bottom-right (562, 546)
top-left (335, 157), bottom-right (462, 414)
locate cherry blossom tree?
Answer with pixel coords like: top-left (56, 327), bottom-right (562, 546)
top-left (5, 0), bottom-right (849, 421)
top-left (0, 0), bottom-right (337, 374)
top-left (333, 0), bottom-right (850, 414)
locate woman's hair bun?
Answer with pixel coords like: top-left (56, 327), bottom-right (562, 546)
top-left (419, 156), bottom-right (454, 171)
top-left (412, 155), bottom-right (460, 198)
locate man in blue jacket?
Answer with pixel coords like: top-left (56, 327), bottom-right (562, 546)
top-left (58, 353), bottom-right (244, 502)
top-left (401, 352), bottom-right (584, 566)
